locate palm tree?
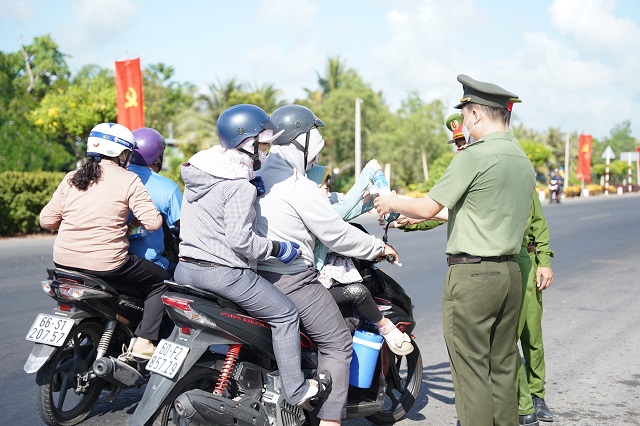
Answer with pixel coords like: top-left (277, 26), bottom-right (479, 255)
top-left (200, 78), bottom-right (242, 120)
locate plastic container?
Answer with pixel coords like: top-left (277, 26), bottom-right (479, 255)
top-left (372, 170), bottom-right (391, 196)
top-left (349, 330), bottom-right (384, 388)
top-left (372, 170), bottom-right (399, 222)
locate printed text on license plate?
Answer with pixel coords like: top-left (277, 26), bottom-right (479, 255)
top-left (25, 314), bottom-right (75, 347)
top-left (146, 339), bottom-right (189, 379)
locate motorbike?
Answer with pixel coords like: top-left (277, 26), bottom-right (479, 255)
top-left (23, 268), bottom-right (157, 425)
top-left (548, 178), bottom-right (560, 204)
top-left (130, 226), bottom-right (422, 426)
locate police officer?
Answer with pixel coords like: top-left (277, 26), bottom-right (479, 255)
top-left (375, 74), bottom-right (536, 426)
top-left (517, 193), bottom-right (555, 424)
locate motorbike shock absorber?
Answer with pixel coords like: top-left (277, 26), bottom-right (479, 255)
top-left (214, 344), bottom-right (241, 395)
top-left (97, 320), bottom-right (116, 359)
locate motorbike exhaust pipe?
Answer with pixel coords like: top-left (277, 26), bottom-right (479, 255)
top-left (174, 389), bottom-right (270, 426)
top-left (93, 356), bottom-right (145, 388)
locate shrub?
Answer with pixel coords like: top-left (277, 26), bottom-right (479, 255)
top-left (0, 171), bottom-right (65, 236)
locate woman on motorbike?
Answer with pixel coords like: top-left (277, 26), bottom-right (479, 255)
top-left (174, 104), bottom-right (328, 409)
top-left (40, 122), bottom-right (171, 360)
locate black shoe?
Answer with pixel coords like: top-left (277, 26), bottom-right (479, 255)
top-left (519, 412), bottom-right (539, 426)
top-left (532, 395), bottom-right (554, 422)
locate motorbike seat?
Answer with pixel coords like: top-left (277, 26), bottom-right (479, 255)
top-left (48, 267), bottom-right (118, 294)
top-left (164, 280), bottom-right (245, 313)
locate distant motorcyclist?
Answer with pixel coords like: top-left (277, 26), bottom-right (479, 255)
top-left (40, 122), bottom-right (170, 360)
top-left (128, 127), bottom-right (182, 273)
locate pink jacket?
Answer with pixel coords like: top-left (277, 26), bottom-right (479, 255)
top-left (40, 161), bottom-right (161, 271)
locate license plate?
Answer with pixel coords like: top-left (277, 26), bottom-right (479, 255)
top-left (146, 339), bottom-right (190, 379)
top-left (25, 314), bottom-right (75, 347)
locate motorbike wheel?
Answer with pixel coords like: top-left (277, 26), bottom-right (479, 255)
top-left (367, 340), bottom-right (423, 424)
top-left (34, 321), bottom-right (105, 426)
top-left (151, 365), bottom-right (237, 426)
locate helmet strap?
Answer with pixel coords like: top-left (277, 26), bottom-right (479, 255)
top-left (118, 151), bottom-right (132, 168)
top-left (237, 136), bottom-right (262, 171)
top-left (290, 131), bottom-right (310, 170)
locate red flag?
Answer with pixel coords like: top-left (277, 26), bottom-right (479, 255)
top-left (576, 134), bottom-right (592, 183)
top-left (115, 58), bottom-right (144, 130)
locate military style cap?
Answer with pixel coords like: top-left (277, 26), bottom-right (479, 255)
top-left (445, 113), bottom-right (465, 144)
top-left (454, 74), bottom-right (521, 111)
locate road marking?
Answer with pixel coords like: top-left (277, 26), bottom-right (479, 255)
top-left (580, 213), bottom-right (610, 220)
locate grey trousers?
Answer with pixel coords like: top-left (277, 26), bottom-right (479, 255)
top-left (174, 262), bottom-right (309, 405)
top-left (259, 267), bottom-right (352, 421)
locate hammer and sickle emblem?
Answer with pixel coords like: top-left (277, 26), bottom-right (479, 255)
top-left (124, 87), bottom-right (138, 108)
top-left (581, 144), bottom-right (590, 153)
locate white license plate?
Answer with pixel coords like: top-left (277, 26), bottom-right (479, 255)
top-left (25, 314), bottom-right (75, 347)
top-left (146, 339), bottom-right (190, 379)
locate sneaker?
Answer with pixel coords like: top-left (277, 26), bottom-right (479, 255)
top-left (381, 327), bottom-right (414, 356)
top-left (130, 337), bottom-right (156, 360)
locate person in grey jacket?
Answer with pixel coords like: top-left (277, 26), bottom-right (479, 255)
top-left (174, 104), bottom-right (329, 409)
top-left (254, 104), bottom-right (399, 426)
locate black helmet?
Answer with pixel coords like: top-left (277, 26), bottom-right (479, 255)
top-left (217, 104), bottom-right (277, 149)
top-left (270, 105), bottom-right (325, 146)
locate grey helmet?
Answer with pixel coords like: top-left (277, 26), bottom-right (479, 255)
top-left (270, 105), bottom-right (325, 170)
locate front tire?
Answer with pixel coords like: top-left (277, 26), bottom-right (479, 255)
top-left (367, 340), bottom-right (423, 424)
top-left (34, 321), bottom-right (105, 425)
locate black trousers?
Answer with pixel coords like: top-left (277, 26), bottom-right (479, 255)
top-left (55, 255), bottom-right (170, 341)
top-left (328, 282), bottom-right (383, 323)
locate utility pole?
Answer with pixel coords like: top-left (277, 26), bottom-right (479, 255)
top-left (355, 98), bottom-right (363, 179)
top-left (564, 133), bottom-right (570, 183)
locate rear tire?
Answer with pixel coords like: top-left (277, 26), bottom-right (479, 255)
top-left (152, 365), bottom-right (236, 426)
top-left (34, 321), bottom-right (105, 425)
top-left (367, 340), bottom-right (423, 424)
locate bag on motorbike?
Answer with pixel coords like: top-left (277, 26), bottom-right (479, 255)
top-left (162, 218), bottom-right (180, 264)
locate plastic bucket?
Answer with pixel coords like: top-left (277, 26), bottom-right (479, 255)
top-left (349, 330), bottom-right (384, 388)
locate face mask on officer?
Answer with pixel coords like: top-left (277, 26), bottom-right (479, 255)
top-left (462, 112), bottom-right (478, 145)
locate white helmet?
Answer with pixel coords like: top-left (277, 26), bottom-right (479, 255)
top-left (87, 123), bottom-right (135, 157)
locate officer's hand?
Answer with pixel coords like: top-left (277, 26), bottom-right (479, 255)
top-left (396, 215), bottom-right (426, 226)
top-left (536, 266), bottom-right (553, 290)
top-left (374, 193), bottom-right (396, 216)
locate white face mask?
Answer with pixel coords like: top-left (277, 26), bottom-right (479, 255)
top-left (462, 113), bottom-right (477, 144)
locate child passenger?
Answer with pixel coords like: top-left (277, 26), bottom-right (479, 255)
top-left (307, 159), bottom-right (414, 356)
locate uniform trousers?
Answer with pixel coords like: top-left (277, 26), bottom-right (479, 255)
top-left (55, 254), bottom-right (170, 341)
top-left (520, 252), bottom-right (547, 399)
top-left (516, 247), bottom-right (536, 415)
top-left (259, 267), bottom-right (352, 421)
top-left (443, 259), bottom-right (521, 426)
top-left (173, 261), bottom-right (309, 405)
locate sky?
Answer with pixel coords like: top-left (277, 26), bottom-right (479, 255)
top-left (1, 0), bottom-right (639, 142)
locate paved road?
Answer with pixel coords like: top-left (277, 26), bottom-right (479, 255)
top-left (1, 193), bottom-right (639, 425)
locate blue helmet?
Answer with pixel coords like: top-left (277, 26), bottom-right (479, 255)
top-left (216, 104), bottom-right (277, 149)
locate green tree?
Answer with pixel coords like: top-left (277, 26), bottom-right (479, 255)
top-left (593, 121), bottom-right (637, 162)
top-left (30, 65), bottom-right (117, 161)
top-left (143, 63), bottom-right (197, 134)
top-left (519, 139), bottom-right (552, 167)
top-left (17, 35), bottom-right (70, 97)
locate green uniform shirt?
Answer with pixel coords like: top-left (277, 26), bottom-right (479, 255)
top-left (429, 131), bottom-right (535, 256)
top-left (522, 193), bottom-right (554, 267)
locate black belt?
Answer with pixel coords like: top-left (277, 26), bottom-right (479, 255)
top-left (179, 257), bottom-right (222, 268)
top-left (447, 254), bottom-right (516, 266)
